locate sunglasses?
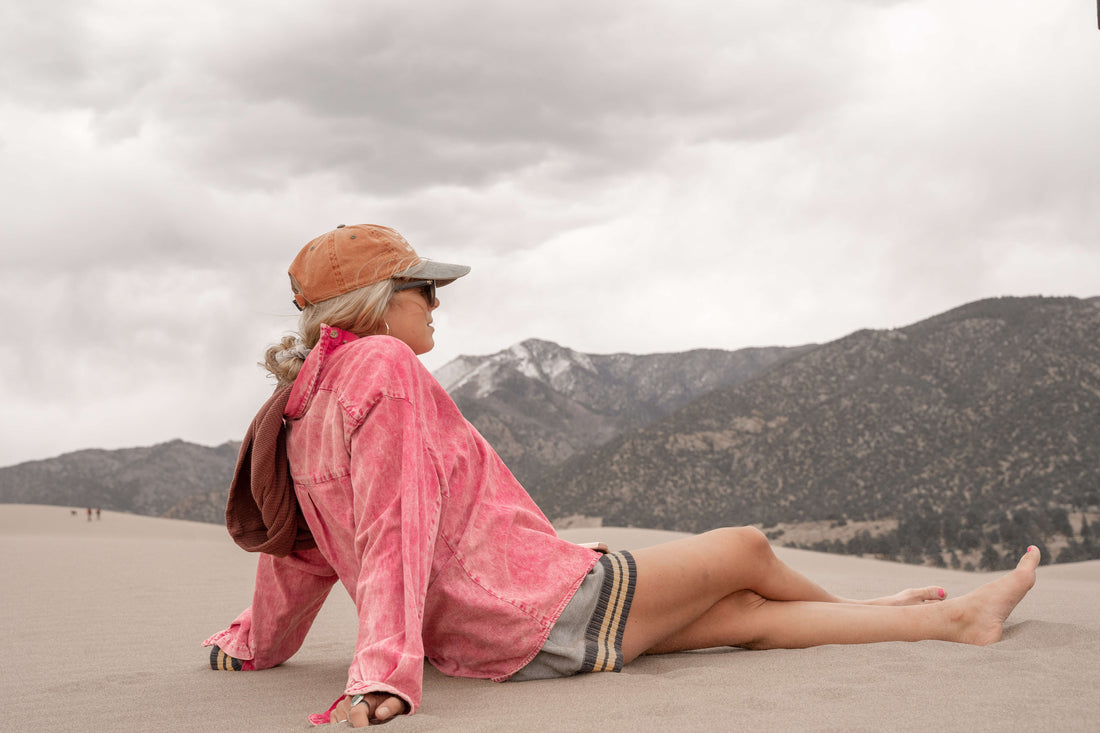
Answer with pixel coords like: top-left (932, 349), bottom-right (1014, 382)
top-left (392, 279), bottom-right (437, 306)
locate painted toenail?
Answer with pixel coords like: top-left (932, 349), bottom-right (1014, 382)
top-left (939, 589), bottom-right (945, 598)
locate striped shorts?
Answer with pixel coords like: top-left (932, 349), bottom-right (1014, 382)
top-left (508, 550), bottom-right (637, 681)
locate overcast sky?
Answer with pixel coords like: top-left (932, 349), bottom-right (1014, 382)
top-left (2, 0), bottom-right (1098, 467)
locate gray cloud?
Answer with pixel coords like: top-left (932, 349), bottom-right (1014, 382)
top-left (5, 1), bottom-right (866, 194)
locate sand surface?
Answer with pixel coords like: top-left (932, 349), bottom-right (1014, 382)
top-left (3, 504), bottom-right (1098, 732)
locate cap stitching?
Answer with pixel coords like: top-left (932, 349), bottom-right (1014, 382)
top-left (326, 235), bottom-right (346, 294)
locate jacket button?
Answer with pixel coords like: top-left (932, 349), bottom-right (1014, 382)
top-left (330, 329), bottom-right (339, 338)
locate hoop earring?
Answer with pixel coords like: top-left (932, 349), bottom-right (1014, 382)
top-left (384, 321), bottom-right (390, 335)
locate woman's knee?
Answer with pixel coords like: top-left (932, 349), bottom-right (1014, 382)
top-left (708, 526), bottom-right (774, 562)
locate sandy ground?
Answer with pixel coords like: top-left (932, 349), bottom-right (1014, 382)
top-left (3, 504), bottom-right (1098, 732)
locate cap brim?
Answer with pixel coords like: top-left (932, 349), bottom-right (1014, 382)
top-left (394, 259), bottom-right (471, 286)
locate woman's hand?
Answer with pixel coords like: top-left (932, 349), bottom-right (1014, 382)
top-left (330, 692), bottom-right (407, 727)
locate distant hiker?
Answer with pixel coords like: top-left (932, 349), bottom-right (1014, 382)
top-left (206, 223), bottom-right (1041, 728)
top-left (95, 507), bottom-right (101, 520)
top-left (86, 507), bottom-right (92, 522)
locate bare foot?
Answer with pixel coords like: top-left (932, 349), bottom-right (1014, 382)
top-left (947, 546), bottom-right (1040, 646)
top-left (856, 586), bottom-right (947, 606)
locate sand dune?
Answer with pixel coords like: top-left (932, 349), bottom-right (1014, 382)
top-left (3, 504), bottom-right (1098, 732)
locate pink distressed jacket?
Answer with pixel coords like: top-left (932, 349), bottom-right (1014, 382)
top-left (206, 326), bottom-right (599, 714)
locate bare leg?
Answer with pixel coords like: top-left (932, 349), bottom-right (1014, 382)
top-left (620, 527), bottom-right (1039, 661)
top-left (619, 527), bottom-right (940, 660)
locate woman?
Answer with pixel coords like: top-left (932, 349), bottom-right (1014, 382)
top-left (206, 223), bottom-right (1040, 728)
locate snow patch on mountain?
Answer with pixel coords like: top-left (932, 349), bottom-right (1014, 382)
top-left (434, 339), bottom-right (598, 398)
top-left (433, 356), bottom-right (483, 392)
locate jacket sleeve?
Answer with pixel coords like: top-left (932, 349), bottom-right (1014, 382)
top-left (203, 547), bottom-right (338, 668)
top-left (342, 391), bottom-right (443, 714)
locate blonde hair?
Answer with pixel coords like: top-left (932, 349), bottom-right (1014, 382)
top-left (263, 277), bottom-right (396, 387)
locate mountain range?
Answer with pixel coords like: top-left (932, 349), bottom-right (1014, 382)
top-left (0, 440), bottom-right (240, 522)
top-left (527, 296), bottom-right (1100, 568)
top-left (435, 338), bottom-right (811, 486)
top-left (2, 295), bottom-right (1097, 567)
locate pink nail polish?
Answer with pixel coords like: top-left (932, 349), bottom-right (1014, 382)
top-left (938, 589), bottom-right (945, 599)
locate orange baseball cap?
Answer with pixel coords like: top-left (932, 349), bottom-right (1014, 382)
top-left (288, 224), bottom-right (470, 309)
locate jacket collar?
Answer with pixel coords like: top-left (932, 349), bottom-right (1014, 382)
top-left (285, 324), bottom-right (359, 420)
